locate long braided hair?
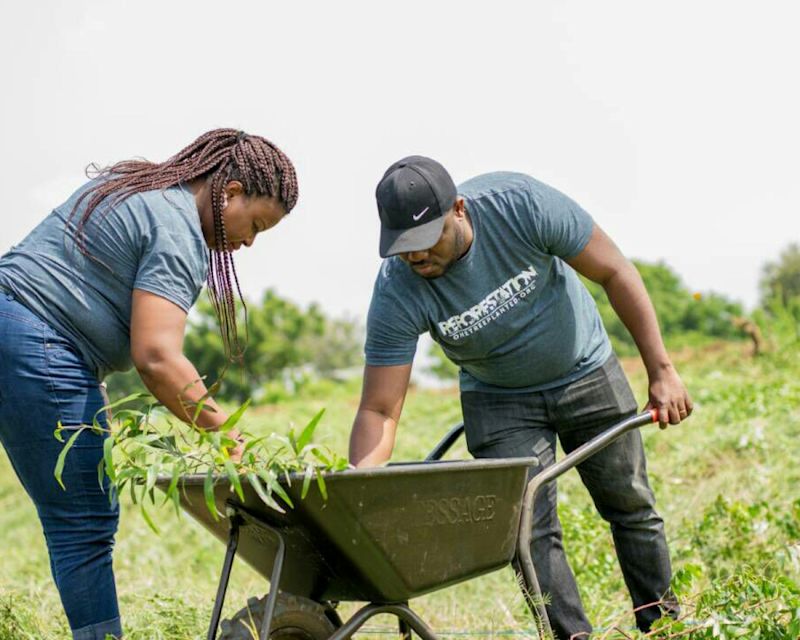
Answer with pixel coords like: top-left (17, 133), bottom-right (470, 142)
top-left (70, 128), bottom-right (298, 362)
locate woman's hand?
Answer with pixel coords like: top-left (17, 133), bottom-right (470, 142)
top-left (226, 429), bottom-right (245, 463)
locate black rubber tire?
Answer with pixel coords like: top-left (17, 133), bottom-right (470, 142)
top-left (218, 593), bottom-right (337, 640)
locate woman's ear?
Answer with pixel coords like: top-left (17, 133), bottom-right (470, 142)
top-left (224, 180), bottom-right (245, 200)
top-left (222, 180), bottom-right (245, 210)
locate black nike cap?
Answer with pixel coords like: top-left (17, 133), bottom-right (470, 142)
top-left (375, 155), bottom-right (457, 258)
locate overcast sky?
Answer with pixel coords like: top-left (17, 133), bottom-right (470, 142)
top-left (1, 1), bottom-right (797, 318)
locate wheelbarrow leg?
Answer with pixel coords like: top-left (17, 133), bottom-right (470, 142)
top-left (399, 618), bottom-right (412, 640)
top-left (328, 603), bottom-right (437, 640)
top-left (258, 526), bottom-right (287, 640)
top-left (208, 515), bottom-right (242, 640)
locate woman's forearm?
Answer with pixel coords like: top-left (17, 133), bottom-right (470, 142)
top-left (135, 353), bottom-right (229, 430)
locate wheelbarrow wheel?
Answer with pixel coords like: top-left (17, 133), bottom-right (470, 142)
top-left (219, 593), bottom-right (338, 640)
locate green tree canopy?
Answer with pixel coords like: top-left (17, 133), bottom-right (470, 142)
top-left (184, 291), bottom-right (362, 403)
top-left (760, 243), bottom-right (800, 307)
top-left (107, 290), bottom-right (363, 403)
top-left (585, 260), bottom-right (743, 355)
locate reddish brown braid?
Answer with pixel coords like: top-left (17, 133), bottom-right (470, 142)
top-left (71, 128), bottom-right (298, 362)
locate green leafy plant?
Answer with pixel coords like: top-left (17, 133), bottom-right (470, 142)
top-left (639, 565), bottom-right (800, 639)
top-left (53, 393), bottom-right (349, 533)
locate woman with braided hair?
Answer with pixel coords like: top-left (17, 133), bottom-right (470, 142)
top-left (0, 128), bottom-right (298, 639)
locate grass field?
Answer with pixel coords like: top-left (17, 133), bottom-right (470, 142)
top-left (2, 337), bottom-right (800, 638)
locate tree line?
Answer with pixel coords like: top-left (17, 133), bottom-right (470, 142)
top-left (109, 243), bottom-right (800, 400)
top-left (107, 290), bottom-right (363, 403)
top-left (430, 244), bottom-right (800, 378)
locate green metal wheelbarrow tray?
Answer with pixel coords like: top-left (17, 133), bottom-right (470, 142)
top-left (158, 410), bottom-right (658, 640)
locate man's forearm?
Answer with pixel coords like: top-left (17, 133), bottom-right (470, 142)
top-left (136, 354), bottom-right (229, 430)
top-left (602, 264), bottom-right (673, 375)
top-left (567, 227), bottom-right (690, 425)
top-left (349, 408), bottom-right (398, 467)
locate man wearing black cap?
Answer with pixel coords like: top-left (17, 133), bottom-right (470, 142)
top-left (349, 156), bottom-right (693, 638)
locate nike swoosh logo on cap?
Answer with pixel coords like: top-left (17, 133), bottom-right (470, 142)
top-left (412, 206), bottom-right (430, 221)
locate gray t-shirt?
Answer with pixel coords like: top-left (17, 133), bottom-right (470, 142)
top-left (365, 171), bottom-right (611, 393)
top-left (0, 179), bottom-right (208, 379)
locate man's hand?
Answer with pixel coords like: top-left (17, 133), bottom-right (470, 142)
top-left (645, 364), bottom-right (693, 429)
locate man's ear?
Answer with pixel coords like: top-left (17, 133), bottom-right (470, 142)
top-left (453, 197), bottom-right (466, 218)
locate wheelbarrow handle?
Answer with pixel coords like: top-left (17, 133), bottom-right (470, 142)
top-left (425, 422), bottom-right (465, 461)
top-left (425, 410), bottom-right (659, 463)
top-left (528, 409), bottom-right (658, 487)
top-left (516, 409), bottom-right (659, 638)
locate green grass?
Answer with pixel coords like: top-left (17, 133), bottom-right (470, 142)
top-left (2, 338), bottom-right (800, 638)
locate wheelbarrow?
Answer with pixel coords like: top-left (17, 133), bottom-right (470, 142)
top-left (158, 410), bottom-right (658, 639)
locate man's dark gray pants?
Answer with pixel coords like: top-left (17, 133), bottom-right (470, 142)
top-left (460, 355), bottom-right (676, 639)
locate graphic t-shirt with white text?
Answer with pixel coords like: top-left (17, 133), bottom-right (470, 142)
top-left (365, 172), bottom-right (611, 393)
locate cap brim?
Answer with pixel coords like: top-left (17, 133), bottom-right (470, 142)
top-left (379, 215), bottom-right (446, 258)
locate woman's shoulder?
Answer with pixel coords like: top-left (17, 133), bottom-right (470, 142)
top-left (121, 184), bottom-right (196, 219)
top-left (57, 178), bottom-right (191, 225)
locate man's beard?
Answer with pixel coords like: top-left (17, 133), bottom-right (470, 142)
top-left (420, 224), bottom-right (467, 279)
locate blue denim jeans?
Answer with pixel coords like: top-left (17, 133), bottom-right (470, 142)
top-left (0, 290), bottom-right (122, 640)
top-left (461, 355), bottom-right (676, 639)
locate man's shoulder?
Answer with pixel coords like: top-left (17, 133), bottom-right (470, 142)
top-left (457, 171), bottom-right (541, 200)
top-left (459, 172), bottom-right (583, 226)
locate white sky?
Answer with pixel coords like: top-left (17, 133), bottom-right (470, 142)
top-left (1, 0), bottom-right (798, 317)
